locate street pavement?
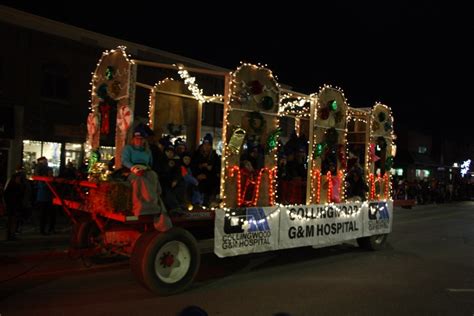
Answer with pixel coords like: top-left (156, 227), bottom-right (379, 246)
top-left (0, 202), bottom-right (473, 316)
top-left (0, 202), bottom-right (463, 278)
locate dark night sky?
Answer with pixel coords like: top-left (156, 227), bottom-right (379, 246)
top-left (2, 2), bottom-right (474, 141)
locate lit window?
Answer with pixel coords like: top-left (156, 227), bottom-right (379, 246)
top-left (22, 140), bottom-right (62, 176)
top-left (415, 169), bottom-right (430, 179)
top-left (391, 168), bottom-right (403, 176)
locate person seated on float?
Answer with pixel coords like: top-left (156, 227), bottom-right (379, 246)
top-left (121, 124), bottom-right (162, 216)
top-left (174, 138), bottom-right (187, 157)
top-left (161, 145), bottom-right (187, 214)
top-left (277, 152), bottom-right (291, 204)
top-left (180, 152), bottom-right (202, 207)
top-left (346, 164), bottom-right (369, 202)
top-left (192, 133), bottom-right (220, 207)
top-left (238, 142), bottom-right (265, 205)
top-left (327, 162), bottom-right (342, 203)
top-left (240, 142), bottom-right (264, 171)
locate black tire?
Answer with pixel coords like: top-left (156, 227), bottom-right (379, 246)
top-left (357, 234), bottom-right (388, 251)
top-left (70, 220), bottom-right (100, 249)
top-left (130, 231), bottom-right (157, 287)
top-left (132, 227), bottom-right (200, 296)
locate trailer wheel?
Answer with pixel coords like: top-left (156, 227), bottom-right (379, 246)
top-left (131, 227), bottom-right (200, 296)
top-left (130, 231), bottom-right (157, 287)
top-left (71, 220), bottom-right (100, 249)
top-left (357, 234), bottom-right (388, 251)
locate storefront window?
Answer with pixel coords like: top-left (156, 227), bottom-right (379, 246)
top-left (23, 140), bottom-right (62, 176)
top-left (391, 168), bottom-right (404, 176)
top-left (99, 145), bottom-right (115, 162)
top-left (65, 143), bottom-right (83, 168)
top-left (416, 169), bottom-right (430, 179)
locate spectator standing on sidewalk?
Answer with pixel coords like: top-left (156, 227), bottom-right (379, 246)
top-left (3, 172), bottom-right (26, 241)
top-left (35, 157), bottom-right (55, 235)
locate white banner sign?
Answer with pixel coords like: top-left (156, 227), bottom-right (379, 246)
top-left (361, 200), bottom-right (393, 237)
top-left (214, 201), bottom-right (393, 257)
top-left (214, 207), bottom-right (280, 258)
top-left (279, 203), bottom-right (364, 249)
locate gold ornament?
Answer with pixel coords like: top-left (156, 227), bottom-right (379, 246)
top-left (228, 127), bottom-right (246, 154)
top-left (88, 162), bottom-right (111, 182)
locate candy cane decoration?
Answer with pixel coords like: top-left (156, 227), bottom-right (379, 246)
top-left (87, 113), bottom-right (99, 136)
top-left (369, 173), bottom-right (376, 200)
top-left (326, 171), bottom-right (333, 202)
top-left (117, 104), bottom-right (132, 132)
top-left (383, 173), bottom-right (390, 199)
top-left (312, 168), bottom-right (321, 204)
top-left (228, 166), bottom-right (242, 206)
top-left (252, 167), bottom-right (276, 206)
top-left (228, 165), bottom-right (276, 207)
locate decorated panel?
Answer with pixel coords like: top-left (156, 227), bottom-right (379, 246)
top-left (309, 86), bottom-right (348, 204)
top-left (221, 64), bottom-right (280, 208)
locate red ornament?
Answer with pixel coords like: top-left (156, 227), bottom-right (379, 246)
top-left (319, 107), bottom-right (330, 120)
top-left (100, 103), bottom-right (111, 135)
top-left (369, 143), bottom-right (380, 162)
top-left (249, 80), bottom-right (263, 95)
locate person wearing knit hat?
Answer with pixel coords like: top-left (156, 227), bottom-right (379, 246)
top-left (202, 133), bottom-right (213, 145)
top-left (174, 137), bottom-right (187, 156)
top-left (193, 133), bottom-right (220, 207)
top-left (121, 124), bottom-right (164, 217)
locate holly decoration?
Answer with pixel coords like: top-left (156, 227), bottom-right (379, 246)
top-left (88, 149), bottom-right (101, 173)
top-left (314, 142), bottom-right (327, 158)
top-left (266, 128), bottom-right (282, 153)
top-left (106, 66), bottom-right (115, 80)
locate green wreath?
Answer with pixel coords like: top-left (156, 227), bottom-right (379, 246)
top-left (248, 111), bottom-right (266, 135)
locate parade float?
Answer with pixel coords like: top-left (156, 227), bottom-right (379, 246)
top-left (33, 46), bottom-right (396, 295)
